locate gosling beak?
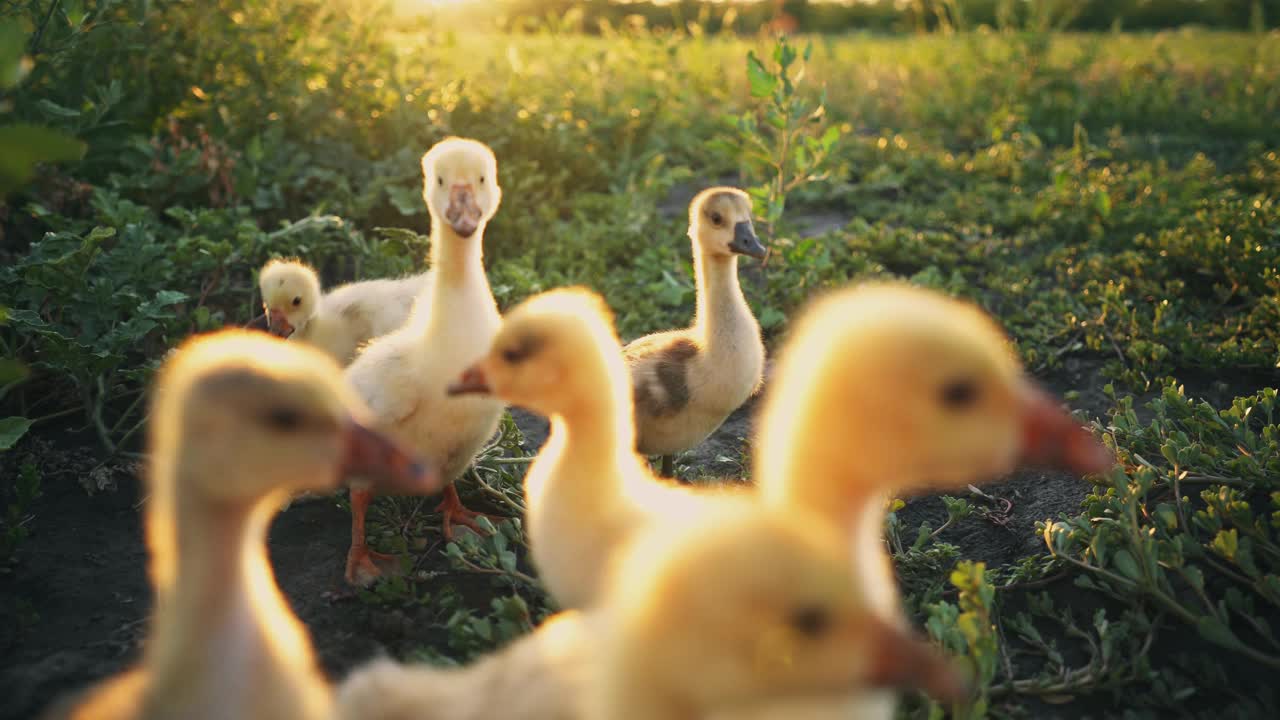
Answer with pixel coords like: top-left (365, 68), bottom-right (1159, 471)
top-left (445, 183), bottom-right (483, 238)
top-left (1019, 383), bottom-right (1115, 476)
top-left (266, 309), bottom-right (294, 339)
top-left (446, 364), bottom-right (491, 396)
top-left (728, 220), bottom-right (767, 259)
top-left (341, 418), bottom-right (441, 495)
top-left (863, 618), bottom-right (970, 705)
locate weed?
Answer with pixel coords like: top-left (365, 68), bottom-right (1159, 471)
top-left (0, 460), bottom-right (39, 566)
top-left (713, 37), bottom-right (842, 239)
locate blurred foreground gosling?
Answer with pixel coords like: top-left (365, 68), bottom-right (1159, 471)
top-left (258, 258), bottom-right (429, 365)
top-left (343, 137), bottom-right (506, 586)
top-left (42, 330), bottom-right (439, 720)
top-left (447, 287), bottom-right (736, 610)
top-left (743, 282), bottom-right (1115, 720)
top-left (336, 503), bottom-right (967, 720)
top-left (623, 187), bottom-right (767, 477)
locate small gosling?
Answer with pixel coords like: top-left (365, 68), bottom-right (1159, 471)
top-left (258, 259), bottom-right (429, 365)
top-left (42, 330), bottom-right (437, 720)
top-left (623, 187), bottom-right (766, 477)
top-left (335, 504), bottom-right (966, 720)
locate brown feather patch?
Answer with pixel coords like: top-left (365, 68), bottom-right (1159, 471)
top-left (629, 337), bottom-right (699, 418)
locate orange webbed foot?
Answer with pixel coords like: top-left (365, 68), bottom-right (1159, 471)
top-left (436, 484), bottom-right (501, 540)
top-left (345, 543), bottom-right (400, 587)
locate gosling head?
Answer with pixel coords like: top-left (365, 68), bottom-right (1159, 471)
top-left (689, 187), bottom-right (766, 260)
top-left (421, 137), bottom-right (501, 239)
top-left (152, 329), bottom-right (441, 502)
top-left (446, 288), bottom-right (622, 418)
top-left (762, 282), bottom-right (1113, 496)
top-left (258, 259), bottom-right (321, 339)
top-left (604, 504), bottom-right (968, 712)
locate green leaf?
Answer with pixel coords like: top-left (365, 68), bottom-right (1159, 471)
top-left (0, 358), bottom-right (27, 387)
top-left (745, 52), bottom-right (776, 99)
top-left (498, 550), bottom-right (518, 573)
top-left (387, 184), bottom-right (426, 216)
top-left (820, 125), bottom-right (840, 152)
top-left (35, 99), bottom-right (82, 120)
top-left (1196, 616), bottom-right (1242, 650)
top-left (759, 306), bottom-right (786, 330)
top-left (0, 124), bottom-right (87, 196)
top-left (1112, 549), bottom-right (1142, 581)
top-left (1095, 189), bottom-right (1112, 219)
top-left (0, 416), bottom-right (33, 451)
top-left (0, 21), bottom-right (29, 89)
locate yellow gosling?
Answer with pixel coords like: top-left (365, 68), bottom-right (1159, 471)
top-left (746, 281), bottom-right (1113, 720)
top-left (258, 259), bottom-right (429, 365)
top-left (43, 329), bottom-right (437, 720)
top-left (447, 287), bottom-right (735, 610)
top-left (335, 504), bottom-right (966, 720)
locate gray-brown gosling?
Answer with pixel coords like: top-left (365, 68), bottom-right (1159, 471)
top-left (623, 187), bottom-right (766, 477)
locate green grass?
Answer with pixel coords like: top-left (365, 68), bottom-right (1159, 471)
top-left (2, 2), bottom-right (1279, 716)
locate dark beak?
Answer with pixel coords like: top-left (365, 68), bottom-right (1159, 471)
top-left (266, 309), bottom-right (294, 339)
top-left (445, 183), bottom-right (483, 238)
top-left (728, 220), bottom-right (767, 259)
top-left (446, 364), bottom-right (491, 396)
top-left (341, 418), bottom-right (441, 495)
top-left (1019, 383), bottom-right (1115, 476)
top-left (863, 617), bottom-right (970, 705)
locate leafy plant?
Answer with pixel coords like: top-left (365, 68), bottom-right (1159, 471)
top-left (716, 37), bottom-right (842, 239)
top-left (1045, 384), bottom-right (1280, 669)
top-left (925, 561), bottom-right (999, 719)
top-left (0, 19), bottom-right (84, 197)
top-left (0, 461), bottom-right (40, 570)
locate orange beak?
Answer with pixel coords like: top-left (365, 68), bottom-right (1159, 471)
top-left (340, 418), bottom-right (441, 495)
top-left (445, 183), bottom-right (483, 237)
top-left (266, 309), bottom-right (294, 339)
top-left (863, 617), bottom-right (970, 704)
top-left (446, 364), bottom-right (491, 396)
top-left (1019, 383), bottom-right (1114, 476)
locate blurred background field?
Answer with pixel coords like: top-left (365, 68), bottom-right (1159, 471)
top-left (1, 1), bottom-right (1278, 718)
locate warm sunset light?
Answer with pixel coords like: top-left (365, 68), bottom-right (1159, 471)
top-left (5, 1), bottom-right (1276, 718)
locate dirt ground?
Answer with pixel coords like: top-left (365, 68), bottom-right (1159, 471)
top-left (0, 356), bottom-right (1272, 720)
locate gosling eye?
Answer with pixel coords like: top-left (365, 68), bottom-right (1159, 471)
top-left (788, 606), bottom-right (830, 638)
top-left (479, 176), bottom-right (485, 185)
top-left (940, 378), bottom-right (979, 410)
top-left (291, 296), bottom-right (302, 307)
top-left (262, 406), bottom-right (303, 432)
top-left (709, 211), bottom-right (723, 226)
top-left (437, 176), bottom-right (444, 187)
top-left (501, 335), bottom-right (543, 364)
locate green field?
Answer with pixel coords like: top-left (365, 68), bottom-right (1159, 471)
top-left (2, 3), bottom-right (1279, 718)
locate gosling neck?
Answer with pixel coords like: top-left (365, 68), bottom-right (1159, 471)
top-left (598, 648), bottom-right (699, 720)
top-left (693, 250), bottom-right (751, 348)
top-left (145, 467), bottom-right (317, 704)
top-left (429, 221), bottom-right (488, 291)
top-left (551, 365), bottom-right (638, 468)
top-left (296, 309), bottom-right (332, 343)
top-left (757, 392), bottom-right (889, 533)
